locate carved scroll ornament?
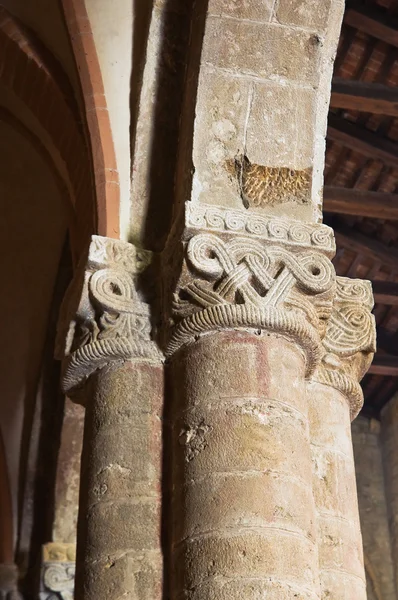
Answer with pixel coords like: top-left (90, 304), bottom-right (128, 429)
top-left (39, 544), bottom-right (76, 600)
top-left (56, 236), bottom-right (161, 394)
top-left (165, 204), bottom-right (337, 376)
top-left (312, 277), bottom-right (376, 419)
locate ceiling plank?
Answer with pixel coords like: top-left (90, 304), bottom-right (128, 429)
top-left (345, 4), bottom-right (398, 47)
top-left (333, 224), bottom-right (398, 269)
top-left (324, 187), bottom-right (398, 220)
top-left (331, 79), bottom-right (398, 116)
top-left (328, 115), bottom-right (398, 169)
top-left (372, 281), bottom-right (398, 306)
top-left (368, 355), bottom-right (398, 376)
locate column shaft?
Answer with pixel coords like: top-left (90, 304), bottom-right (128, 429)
top-left (74, 361), bottom-right (163, 600)
top-left (170, 331), bottom-right (320, 600)
top-left (381, 395), bottom-right (398, 594)
top-left (308, 381), bottom-right (366, 599)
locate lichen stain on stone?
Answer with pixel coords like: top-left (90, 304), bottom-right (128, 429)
top-left (225, 154), bottom-right (311, 209)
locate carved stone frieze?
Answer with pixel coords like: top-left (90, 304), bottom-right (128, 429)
top-left (312, 277), bottom-right (376, 419)
top-left (39, 544), bottom-right (76, 600)
top-left (56, 236), bottom-right (161, 394)
top-left (164, 203), bottom-right (336, 375)
top-left (186, 202), bottom-right (336, 254)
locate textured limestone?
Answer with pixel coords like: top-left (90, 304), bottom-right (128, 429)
top-left (169, 332), bottom-right (321, 599)
top-left (353, 417), bottom-right (396, 600)
top-left (381, 394), bottom-right (398, 597)
top-left (74, 362), bottom-right (163, 600)
top-left (308, 382), bottom-right (366, 600)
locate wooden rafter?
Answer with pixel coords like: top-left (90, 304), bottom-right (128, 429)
top-left (331, 79), bottom-right (398, 116)
top-left (333, 224), bottom-right (398, 269)
top-left (324, 187), bottom-right (398, 220)
top-left (345, 4), bottom-right (398, 47)
top-left (372, 281), bottom-right (398, 306)
top-left (328, 115), bottom-right (398, 169)
top-left (368, 355), bottom-right (398, 376)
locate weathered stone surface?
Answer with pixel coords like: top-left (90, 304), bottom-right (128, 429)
top-left (208, 0), bottom-right (273, 20)
top-left (202, 18), bottom-right (320, 84)
top-left (380, 397), bottom-right (398, 597)
top-left (74, 362), bottom-right (164, 600)
top-left (275, 0), bottom-right (335, 31)
top-left (169, 331), bottom-right (320, 599)
top-left (352, 417), bottom-right (396, 600)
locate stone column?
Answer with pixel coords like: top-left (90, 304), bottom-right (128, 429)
top-left (163, 204), bottom-right (337, 599)
top-left (0, 433), bottom-right (20, 600)
top-left (56, 236), bottom-right (163, 600)
top-left (381, 391), bottom-right (398, 594)
top-left (307, 277), bottom-right (376, 599)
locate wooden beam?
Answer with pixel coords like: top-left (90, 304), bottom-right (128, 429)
top-left (324, 187), bottom-right (398, 220)
top-left (372, 281), bottom-right (398, 306)
top-left (333, 224), bottom-right (398, 269)
top-left (368, 355), bottom-right (398, 376)
top-left (345, 4), bottom-right (398, 47)
top-left (328, 115), bottom-right (398, 170)
top-left (330, 79), bottom-right (398, 116)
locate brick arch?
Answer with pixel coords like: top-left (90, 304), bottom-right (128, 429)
top-left (61, 0), bottom-right (120, 239)
top-left (0, 7), bottom-right (95, 256)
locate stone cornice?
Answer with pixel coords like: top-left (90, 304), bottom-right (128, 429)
top-left (312, 276), bottom-right (376, 419)
top-left (56, 236), bottom-right (161, 395)
top-left (164, 204), bottom-right (336, 376)
top-left (185, 202), bottom-right (336, 257)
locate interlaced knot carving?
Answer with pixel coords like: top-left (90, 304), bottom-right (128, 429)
top-left (312, 276), bottom-right (376, 419)
top-left (169, 232), bottom-right (336, 374)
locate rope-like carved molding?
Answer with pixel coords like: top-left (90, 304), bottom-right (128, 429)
top-left (312, 276), bottom-right (376, 419)
top-left (39, 545), bottom-right (76, 600)
top-left (186, 202), bottom-right (336, 256)
top-left (166, 229), bottom-right (336, 376)
top-left (56, 236), bottom-right (161, 394)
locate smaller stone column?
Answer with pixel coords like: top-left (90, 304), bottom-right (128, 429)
top-left (381, 391), bottom-right (398, 594)
top-left (0, 433), bottom-right (20, 600)
top-left (307, 277), bottom-right (376, 599)
top-left (39, 543), bottom-right (76, 600)
top-left (57, 236), bottom-right (164, 600)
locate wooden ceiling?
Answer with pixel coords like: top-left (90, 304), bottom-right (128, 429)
top-left (324, 0), bottom-right (398, 418)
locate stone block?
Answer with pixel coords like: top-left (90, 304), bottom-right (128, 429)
top-left (275, 0), bottom-right (334, 31)
top-left (208, 0), bottom-right (273, 21)
top-left (202, 17), bottom-right (320, 85)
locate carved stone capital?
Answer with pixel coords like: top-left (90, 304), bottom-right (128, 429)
top-left (0, 564), bottom-right (21, 600)
top-left (312, 277), bottom-right (376, 419)
top-left (164, 203), bottom-right (336, 375)
top-left (56, 236), bottom-right (161, 394)
top-left (39, 544), bottom-right (75, 600)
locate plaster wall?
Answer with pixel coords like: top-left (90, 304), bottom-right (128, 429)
top-left (85, 0), bottom-right (133, 241)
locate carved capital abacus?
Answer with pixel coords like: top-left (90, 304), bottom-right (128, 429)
top-left (311, 277), bottom-right (376, 419)
top-left (56, 236), bottom-right (161, 395)
top-left (39, 544), bottom-right (75, 600)
top-left (164, 203), bottom-right (337, 375)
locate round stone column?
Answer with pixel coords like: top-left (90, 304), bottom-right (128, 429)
top-left (307, 277), bottom-right (376, 600)
top-left (57, 236), bottom-right (163, 600)
top-left (381, 392), bottom-right (398, 593)
top-left (163, 210), bottom-right (338, 600)
top-left (75, 361), bottom-right (163, 600)
top-left (169, 330), bottom-right (320, 600)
